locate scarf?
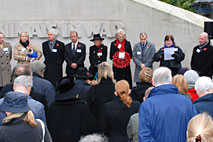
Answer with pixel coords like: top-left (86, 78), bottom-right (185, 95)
top-left (96, 44), bottom-right (102, 52)
top-left (199, 41), bottom-right (209, 49)
top-left (115, 39), bottom-right (126, 52)
top-left (20, 40), bottom-right (29, 48)
top-left (164, 44), bottom-right (175, 48)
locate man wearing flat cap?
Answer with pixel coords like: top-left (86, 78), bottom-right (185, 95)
top-left (42, 28), bottom-right (65, 87)
top-left (89, 34), bottom-right (107, 78)
top-left (31, 60), bottom-right (56, 107)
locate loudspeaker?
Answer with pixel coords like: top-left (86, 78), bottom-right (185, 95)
top-left (204, 21), bottom-right (213, 39)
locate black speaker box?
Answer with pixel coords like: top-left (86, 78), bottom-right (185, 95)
top-left (204, 21), bottom-right (213, 39)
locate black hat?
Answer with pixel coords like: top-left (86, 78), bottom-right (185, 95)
top-left (55, 77), bottom-right (83, 100)
top-left (0, 91), bottom-right (30, 113)
top-left (73, 67), bottom-right (93, 80)
top-left (90, 34), bottom-right (104, 41)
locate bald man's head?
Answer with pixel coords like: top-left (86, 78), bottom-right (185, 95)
top-left (199, 32), bottom-right (209, 46)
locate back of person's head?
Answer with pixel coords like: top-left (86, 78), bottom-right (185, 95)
top-left (13, 75), bottom-right (33, 90)
top-left (144, 86), bottom-right (154, 101)
top-left (79, 133), bottom-right (109, 142)
top-left (153, 67), bottom-right (172, 86)
top-left (0, 92), bottom-right (37, 127)
top-left (177, 67), bottom-right (189, 75)
top-left (30, 60), bottom-right (46, 74)
top-left (195, 77), bottom-right (213, 93)
top-left (187, 113), bottom-right (213, 142)
top-left (98, 62), bottom-right (115, 83)
top-left (15, 64), bottom-right (32, 77)
top-left (115, 80), bottom-right (132, 107)
top-left (139, 67), bottom-right (153, 83)
top-left (184, 70), bottom-right (199, 89)
top-left (172, 74), bottom-right (188, 95)
top-left (11, 64), bottom-right (32, 83)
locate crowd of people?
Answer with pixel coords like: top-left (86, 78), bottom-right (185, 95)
top-left (0, 28), bottom-right (212, 142)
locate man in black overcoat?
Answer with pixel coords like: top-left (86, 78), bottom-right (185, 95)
top-left (42, 29), bottom-right (65, 87)
top-left (191, 32), bottom-right (213, 78)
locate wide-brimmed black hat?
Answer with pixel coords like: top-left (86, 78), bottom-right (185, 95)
top-left (55, 77), bottom-right (83, 100)
top-left (73, 67), bottom-right (93, 80)
top-left (0, 91), bottom-right (30, 113)
top-left (90, 34), bottom-right (104, 41)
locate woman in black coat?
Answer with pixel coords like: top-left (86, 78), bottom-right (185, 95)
top-left (47, 77), bottom-right (97, 142)
top-left (0, 92), bottom-right (52, 142)
top-left (110, 29), bottom-right (132, 88)
top-left (89, 34), bottom-right (107, 78)
top-left (153, 35), bottom-right (185, 76)
top-left (130, 67), bottom-right (153, 103)
top-left (87, 62), bottom-right (116, 131)
top-left (99, 80), bottom-right (140, 142)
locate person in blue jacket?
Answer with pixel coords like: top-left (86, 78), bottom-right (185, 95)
top-left (139, 67), bottom-right (197, 142)
top-left (193, 76), bottom-right (213, 116)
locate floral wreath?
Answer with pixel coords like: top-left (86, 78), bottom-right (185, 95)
top-left (113, 51), bottom-right (131, 69)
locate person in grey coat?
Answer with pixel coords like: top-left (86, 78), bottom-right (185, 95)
top-left (132, 33), bottom-right (155, 86)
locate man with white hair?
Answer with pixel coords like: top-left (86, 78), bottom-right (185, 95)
top-left (42, 28), bottom-right (65, 87)
top-left (193, 77), bottom-right (213, 116)
top-left (0, 75), bottom-right (46, 124)
top-left (138, 67), bottom-right (197, 142)
top-left (191, 32), bottom-right (213, 78)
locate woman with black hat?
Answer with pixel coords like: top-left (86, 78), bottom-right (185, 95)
top-left (89, 34), bottom-right (107, 79)
top-left (47, 77), bottom-right (97, 142)
top-left (0, 92), bottom-right (52, 142)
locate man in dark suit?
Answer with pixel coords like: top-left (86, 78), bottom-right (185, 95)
top-left (42, 29), bottom-right (65, 87)
top-left (64, 31), bottom-right (86, 77)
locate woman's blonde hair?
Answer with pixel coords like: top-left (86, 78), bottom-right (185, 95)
top-left (115, 80), bottom-right (132, 108)
top-left (19, 32), bottom-right (30, 41)
top-left (98, 62), bottom-right (115, 84)
top-left (3, 110), bottom-right (37, 127)
top-left (187, 113), bottom-right (213, 142)
top-left (172, 74), bottom-right (188, 95)
top-left (115, 29), bottom-right (126, 40)
top-left (139, 67), bottom-right (153, 83)
top-left (144, 86), bottom-right (154, 99)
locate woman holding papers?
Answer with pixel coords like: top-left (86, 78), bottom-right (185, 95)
top-left (110, 29), bottom-right (132, 88)
top-left (153, 35), bottom-right (185, 76)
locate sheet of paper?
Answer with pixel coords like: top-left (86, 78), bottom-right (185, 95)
top-left (119, 52), bottom-right (125, 59)
top-left (164, 47), bottom-right (174, 60)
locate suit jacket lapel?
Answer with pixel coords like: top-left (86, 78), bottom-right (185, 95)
top-left (45, 42), bottom-right (52, 56)
top-left (143, 43), bottom-right (150, 56)
top-left (68, 43), bottom-right (72, 57)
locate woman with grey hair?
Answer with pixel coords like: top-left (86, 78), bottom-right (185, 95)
top-left (184, 70), bottom-right (199, 102)
top-left (109, 29), bottom-right (133, 88)
top-left (79, 133), bottom-right (108, 142)
top-left (87, 62), bottom-right (116, 131)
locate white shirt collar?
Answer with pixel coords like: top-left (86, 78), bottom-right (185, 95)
top-left (72, 41), bottom-right (78, 47)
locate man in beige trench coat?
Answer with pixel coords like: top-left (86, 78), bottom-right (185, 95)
top-left (0, 32), bottom-right (12, 91)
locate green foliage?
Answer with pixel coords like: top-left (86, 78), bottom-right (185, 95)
top-left (160, 0), bottom-right (195, 11)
